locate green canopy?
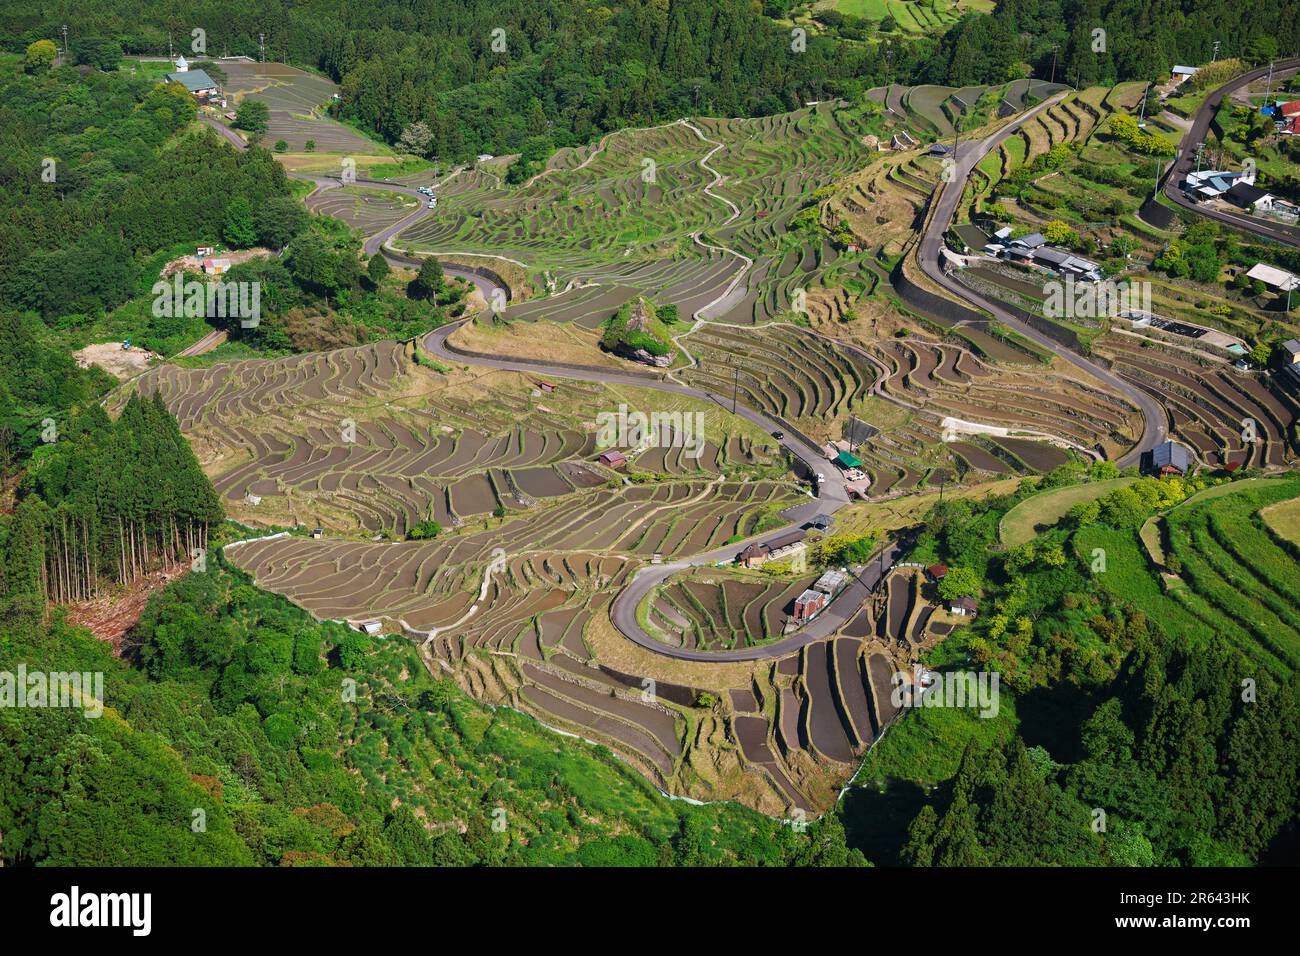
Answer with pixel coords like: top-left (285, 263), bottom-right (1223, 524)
top-left (835, 450), bottom-right (863, 469)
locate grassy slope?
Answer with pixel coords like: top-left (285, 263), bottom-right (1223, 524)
top-left (999, 477), bottom-right (1137, 547)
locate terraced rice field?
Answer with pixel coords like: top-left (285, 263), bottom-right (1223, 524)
top-left (645, 569), bottom-right (821, 652)
top-left (1089, 478), bottom-right (1300, 679)
top-left (396, 104), bottom-right (880, 326)
top-left (678, 323), bottom-right (875, 438)
top-left (221, 61), bottom-right (381, 154)
top-left (1095, 338), bottom-right (1299, 468)
top-left (865, 335), bottom-right (1140, 459)
top-left (308, 186), bottom-right (420, 232)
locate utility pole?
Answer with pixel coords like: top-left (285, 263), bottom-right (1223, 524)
top-left (731, 364), bottom-right (739, 415)
top-left (259, 33), bottom-right (266, 63)
top-left (1213, 40), bottom-right (1221, 61)
top-left (1265, 61), bottom-right (1275, 106)
top-left (1195, 141), bottom-right (1206, 174)
top-left (1050, 46), bottom-right (1059, 85)
top-left (1137, 81), bottom-right (1150, 127)
top-left (60, 24), bottom-right (68, 56)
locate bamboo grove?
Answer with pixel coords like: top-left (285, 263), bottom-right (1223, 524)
top-left (15, 393), bottom-right (223, 605)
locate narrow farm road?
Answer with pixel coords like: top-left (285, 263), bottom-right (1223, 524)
top-left (916, 92), bottom-right (1166, 468)
top-left (1159, 59), bottom-right (1300, 247)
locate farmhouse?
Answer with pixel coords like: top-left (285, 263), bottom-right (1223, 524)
top-left (1224, 182), bottom-right (1275, 212)
top-left (926, 563), bottom-right (948, 582)
top-left (739, 530), bottom-right (807, 569)
top-left (1170, 65), bottom-right (1199, 86)
top-left (597, 449), bottom-right (627, 468)
top-left (1148, 440), bottom-right (1191, 477)
top-left (813, 569), bottom-right (848, 596)
top-left (792, 588), bottom-right (828, 624)
top-left (1031, 246), bottom-right (1103, 281)
top-left (166, 57), bottom-right (220, 104)
top-left (998, 233), bottom-right (1101, 281)
top-left (948, 596), bottom-right (979, 617)
top-left (1183, 168), bottom-right (1253, 201)
top-left (1005, 232), bottom-right (1047, 259)
top-left (1283, 340), bottom-right (1300, 383)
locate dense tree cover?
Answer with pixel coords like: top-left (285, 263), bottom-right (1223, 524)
top-left (600, 297), bottom-right (674, 357)
top-left (0, 61), bottom-right (465, 365)
top-left (0, 63), bottom-right (295, 321)
top-left (910, 461), bottom-right (1205, 690)
top-left (0, 1), bottom-right (903, 164)
top-left (902, 638), bottom-right (1299, 865)
top-left (8, 393), bottom-right (222, 606)
top-left (925, 0), bottom-right (1299, 88)
top-left (7, 1), bottom-right (1293, 168)
top-left (0, 312), bottom-right (115, 479)
top-left (893, 466), bottom-right (1298, 866)
top-left (0, 559), bottom-right (866, 866)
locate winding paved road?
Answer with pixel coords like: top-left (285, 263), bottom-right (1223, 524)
top-left (201, 99), bottom-right (1171, 662)
top-left (200, 115), bottom-right (500, 297)
top-left (1159, 59), bottom-right (1300, 247)
top-left (424, 319), bottom-right (888, 661)
top-left (917, 93), bottom-right (1166, 468)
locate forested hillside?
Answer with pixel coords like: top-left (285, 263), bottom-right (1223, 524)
top-left (0, 558), bottom-right (866, 866)
top-left (12, 394), bottom-right (222, 605)
top-left (0, 55), bottom-right (468, 467)
top-left (3, 0), bottom-right (1295, 162)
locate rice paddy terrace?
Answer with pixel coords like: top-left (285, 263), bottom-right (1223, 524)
top-left (120, 334), bottom-right (955, 813)
top-left (135, 85), bottom-right (1287, 817)
top-left (672, 319), bottom-right (1140, 493)
top-left (124, 341), bottom-right (786, 536)
top-left (220, 60), bottom-right (381, 155)
top-left (1093, 337), bottom-right (1299, 470)
top-left (1081, 477), bottom-right (1300, 679)
top-left (393, 106), bottom-right (878, 327)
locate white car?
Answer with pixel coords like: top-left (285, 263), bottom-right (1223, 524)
top-left (427, 198), bottom-right (437, 208)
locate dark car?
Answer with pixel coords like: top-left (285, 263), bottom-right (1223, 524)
top-left (772, 430), bottom-right (784, 439)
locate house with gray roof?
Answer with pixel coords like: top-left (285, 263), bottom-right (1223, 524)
top-left (1148, 440), bottom-right (1191, 477)
top-left (166, 69), bottom-right (220, 102)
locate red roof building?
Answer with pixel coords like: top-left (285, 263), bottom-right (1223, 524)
top-left (598, 449), bottom-right (627, 468)
top-left (927, 564), bottom-right (949, 581)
